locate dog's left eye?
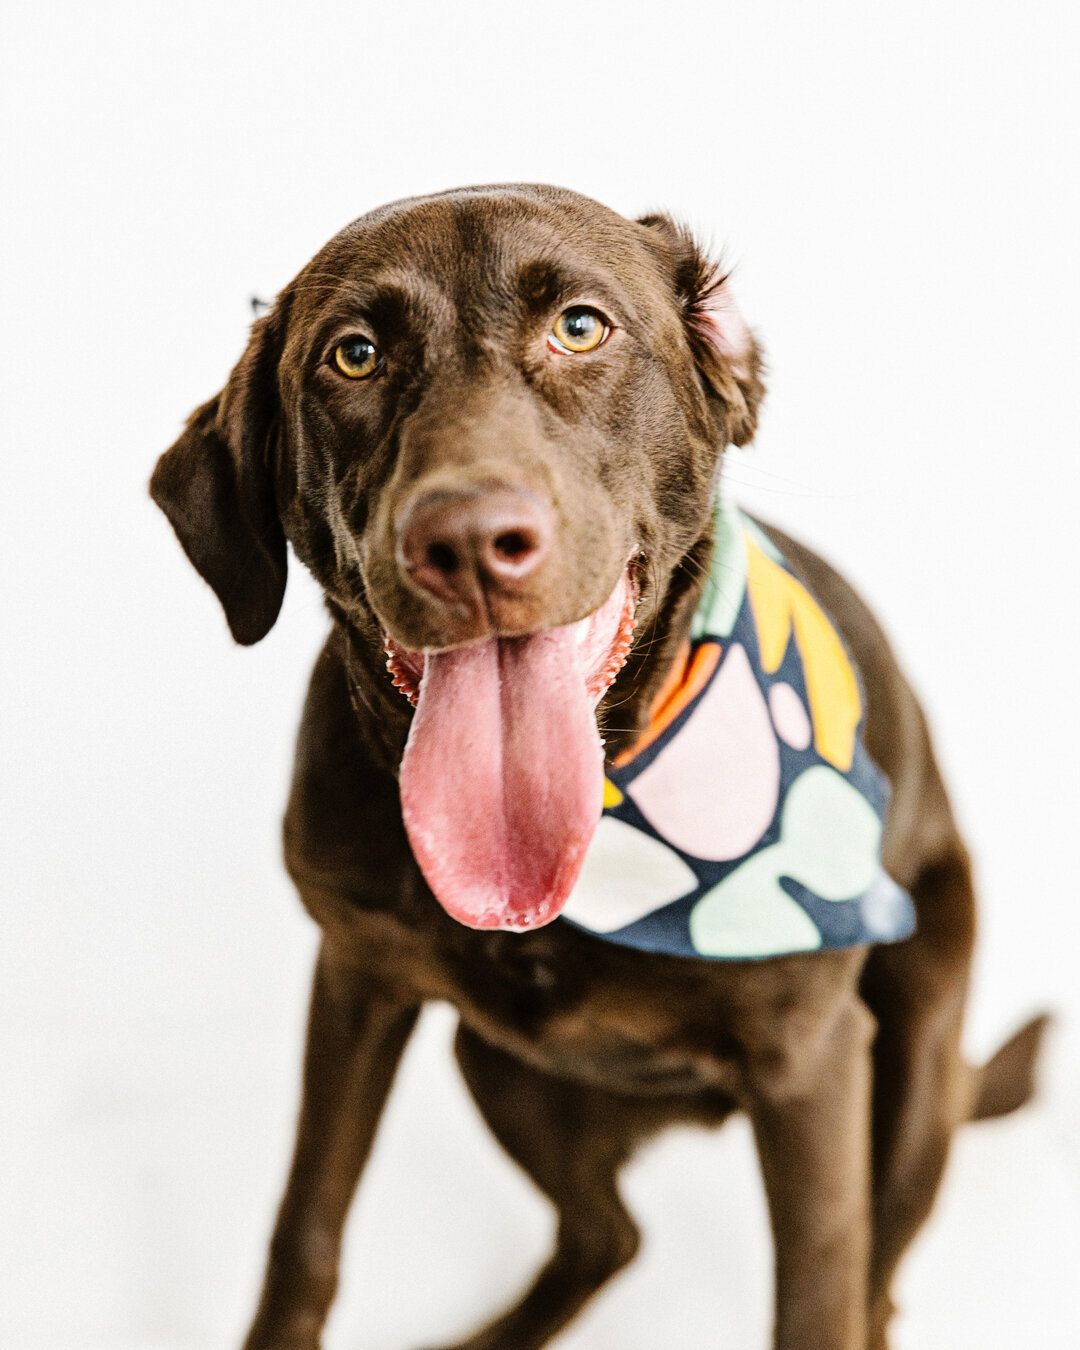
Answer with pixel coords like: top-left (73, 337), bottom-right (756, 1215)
top-left (549, 307), bottom-right (610, 354)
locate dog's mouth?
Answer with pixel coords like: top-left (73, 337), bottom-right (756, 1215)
top-left (385, 567), bottom-right (638, 932)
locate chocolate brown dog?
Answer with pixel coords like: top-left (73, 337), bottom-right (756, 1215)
top-left (151, 184), bottom-right (1046, 1350)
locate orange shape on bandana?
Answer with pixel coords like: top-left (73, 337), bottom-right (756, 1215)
top-left (614, 640), bottom-right (722, 768)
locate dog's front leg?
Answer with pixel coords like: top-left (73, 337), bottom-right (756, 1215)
top-left (746, 993), bottom-right (875, 1350)
top-left (242, 944), bottom-right (420, 1350)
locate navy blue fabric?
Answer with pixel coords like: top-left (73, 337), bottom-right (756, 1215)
top-left (558, 509), bottom-right (916, 961)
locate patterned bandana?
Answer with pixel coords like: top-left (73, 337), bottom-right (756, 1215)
top-left (560, 494), bottom-right (916, 959)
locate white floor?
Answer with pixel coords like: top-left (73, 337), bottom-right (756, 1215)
top-left (3, 966), bottom-right (1077, 1349)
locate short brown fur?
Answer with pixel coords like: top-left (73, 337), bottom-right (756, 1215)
top-left (151, 185), bottom-right (1045, 1350)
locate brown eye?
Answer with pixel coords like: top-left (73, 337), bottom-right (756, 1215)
top-left (550, 306), bottom-right (609, 354)
top-left (332, 336), bottom-right (381, 379)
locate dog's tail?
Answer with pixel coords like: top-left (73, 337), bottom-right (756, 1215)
top-left (967, 1013), bottom-right (1052, 1122)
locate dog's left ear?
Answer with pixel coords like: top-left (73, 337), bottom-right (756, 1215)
top-left (638, 214), bottom-right (765, 446)
top-left (150, 307), bottom-right (288, 645)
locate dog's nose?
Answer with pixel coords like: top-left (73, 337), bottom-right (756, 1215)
top-left (398, 487), bottom-right (552, 607)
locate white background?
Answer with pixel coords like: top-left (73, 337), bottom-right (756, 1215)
top-left (2, 2), bottom-right (1078, 1347)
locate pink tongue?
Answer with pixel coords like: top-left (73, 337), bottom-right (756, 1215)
top-left (400, 625), bottom-right (604, 930)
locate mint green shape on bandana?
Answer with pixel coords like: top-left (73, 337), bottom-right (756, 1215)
top-left (689, 765), bottom-right (883, 958)
top-left (691, 491), bottom-right (746, 640)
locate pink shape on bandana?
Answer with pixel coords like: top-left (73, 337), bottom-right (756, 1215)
top-left (628, 643), bottom-right (780, 861)
top-left (768, 681), bottom-right (812, 751)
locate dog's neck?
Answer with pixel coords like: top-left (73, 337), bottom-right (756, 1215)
top-left (596, 528), bottom-right (714, 764)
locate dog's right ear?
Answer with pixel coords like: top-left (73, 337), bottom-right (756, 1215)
top-left (151, 308), bottom-right (288, 646)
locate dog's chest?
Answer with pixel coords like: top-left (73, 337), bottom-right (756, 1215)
top-left (447, 932), bottom-right (750, 1097)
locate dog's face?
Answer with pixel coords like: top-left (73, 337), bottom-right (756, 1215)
top-left (152, 184), bottom-right (764, 931)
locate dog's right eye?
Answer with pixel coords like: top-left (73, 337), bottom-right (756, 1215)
top-left (332, 336), bottom-right (382, 379)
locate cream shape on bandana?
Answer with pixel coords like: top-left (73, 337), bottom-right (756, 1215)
top-left (768, 680), bottom-right (812, 750)
top-left (627, 642), bottom-right (781, 862)
top-left (689, 765), bottom-right (884, 957)
top-left (562, 815), bottom-right (698, 933)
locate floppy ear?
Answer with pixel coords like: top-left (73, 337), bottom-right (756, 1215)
top-left (638, 214), bottom-right (765, 447)
top-left (150, 309), bottom-right (287, 645)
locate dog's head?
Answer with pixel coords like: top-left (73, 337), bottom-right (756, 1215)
top-left (152, 185), bottom-right (763, 932)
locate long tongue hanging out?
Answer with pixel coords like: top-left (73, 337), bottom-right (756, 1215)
top-left (394, 571), bottom-right (636, 931)
top-left (399, 624), bottom-right (606, 931)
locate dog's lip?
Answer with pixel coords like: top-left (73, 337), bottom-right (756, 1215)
top-left (384, 564), bottom-right (639, 708)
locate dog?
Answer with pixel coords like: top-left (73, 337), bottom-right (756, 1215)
top-left (151, 184), bottom-right (1046, 1350)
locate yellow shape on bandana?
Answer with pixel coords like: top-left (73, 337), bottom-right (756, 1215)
top-left (745, 535), bottom-right (861, 772)
top-left (603, 779), bottom-right (624, 809)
